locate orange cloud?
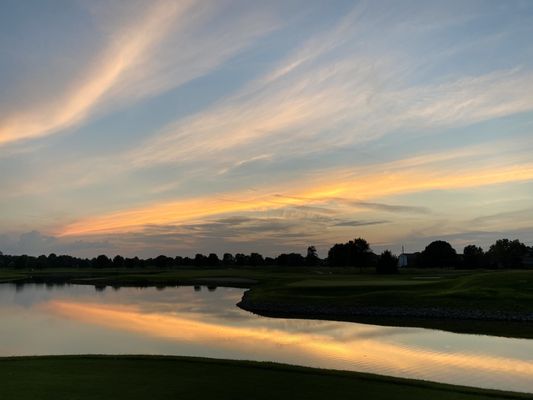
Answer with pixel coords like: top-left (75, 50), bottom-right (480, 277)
top-left (57, 160), bottom-right (533, 237)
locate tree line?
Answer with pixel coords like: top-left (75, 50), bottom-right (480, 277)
top-left (0, 237), bottom-right (531, 273)
top-left (411, 239), bottom-right (531, 270)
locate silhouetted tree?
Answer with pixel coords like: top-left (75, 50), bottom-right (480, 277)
top-left (2, 235), bottom-right (530, 273)
top-left (95, 254), bottom-right (112, 268)
top-left (249, 253), bottom-right (264, 266)
top-left (265, 256), bottom-right (275, 265)
top-left (145, 258), bottom-right (154, 267)
top-left (327, 238), bottom-right (371, 267)
top-left (36, 255), bottom-right (49, 269)
top-left (193, 253), bottom-right (207, 267)
top-left (234, 253), bottom-right (250, 266)
top-left (276, 253), bottom-right (305, 266)
top-left (306, 246), bottom-right (320, 266)
top-left (155, 255), bottom-right (171, 268)
top-left (462, 245), bottom-right (485, 269)
top-left (124, 256), bottom-right (142, 268)
top-left (48, 253), bottom-right (57, 267)
top-left (14, 255), bottom-right (28, 269)
top-left (222, 253), bottom-right (234, 266)
top-left (207, 253), bottom-right (220, 266)
top-left (376, 250), bottom-right (398, 274)
top-left (112, 255), bottom-right (124, 268)
top-left (328, 243), bottom-right (347, 266)
top-left (420, 241), bottom-right (457, 268)
top-left (487, 239), bottom-right (527, 268)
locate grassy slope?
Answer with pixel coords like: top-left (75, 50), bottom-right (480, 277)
top-left (246, 270), bottom-right (533, 311)
top-left (0, 356), bottom-right (530, 400)
top-left (242, 269), bottom-right (533, 337)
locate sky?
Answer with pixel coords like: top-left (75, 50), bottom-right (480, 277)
top-left (1, 0), bottom-right (533, 258)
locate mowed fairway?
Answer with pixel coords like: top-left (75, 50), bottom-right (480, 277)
top-left (244, 270), bottom-right (533, 311)
top-left (0, 356), bottom-right (530, 400)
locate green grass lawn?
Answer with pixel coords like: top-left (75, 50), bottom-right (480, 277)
top-left (0, 355), bottom-right (530, 400)
top-left (243, 269), bottom-right (533, 312)
top-left (0, 270), bottom-right (26, 283)
top-left (241, 269), bottom-right (533, 337)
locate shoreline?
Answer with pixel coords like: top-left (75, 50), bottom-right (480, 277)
top-left (237, 290), bottom-right (533, 322)
top-left (237, 290), bottom-right (533, 338)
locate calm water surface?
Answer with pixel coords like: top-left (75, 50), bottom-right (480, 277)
top-left (1, 283), bottom-right (532, 393)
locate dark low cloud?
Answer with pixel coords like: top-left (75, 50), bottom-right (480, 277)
top-left (470, 207), bottom-right (533, 225)
top-left (273, 194), bottom-right (431, 215)
top-left (106, 210), bottom-right (396, 257)
top-left (348, 201), bottom-right (431, 214)
top-left (213, 216), bottom-right (255, 225)
top-left (178, 217), bottom-right (302, 238)
top-left (96, 214), bottom-right (337, 257)
top-left (333, 220), bottom-right (389, 227)
top-left (288, 205), bottom-right (339, 215)
top-left (0, 231), bottom-right (114, 256)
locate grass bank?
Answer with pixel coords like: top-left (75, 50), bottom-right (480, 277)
top-left (238, 269), bottom-right (533, 337)
top-left (0, 355), bottom-right (530, 400)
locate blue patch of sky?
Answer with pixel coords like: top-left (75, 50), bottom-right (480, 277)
top-left (362, 110), bottom-right (533, 161)
top-left (384, 180), bottom-right (533, 213)
top-left (32, 2), bottom-right (359, 158)
top-left (214, 110), bottom-right (533, 179)
top-left (32, 53), bottom-right (271, 157)
top-left (387, 3), bottom-right (533, 85)
top-left (0, 1), bottom-right (101, 101)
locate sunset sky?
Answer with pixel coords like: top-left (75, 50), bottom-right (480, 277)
top-left (1, 0), bottom-right (532, 257)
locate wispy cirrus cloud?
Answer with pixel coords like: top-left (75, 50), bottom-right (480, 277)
top-left (127, 63), bottom-right (533, 177)
top-left (0, 1), bottom-right (185, 145)
top-left (125, 3), bottom-right (533, 170)
top-left (0, 0), bottom-right (278, 147)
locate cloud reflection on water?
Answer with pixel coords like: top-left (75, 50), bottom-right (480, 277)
top-left (44, 299), bottom-right (533, 390)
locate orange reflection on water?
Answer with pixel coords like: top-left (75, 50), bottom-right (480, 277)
top-left (44, 300), bottom-right (533, 380)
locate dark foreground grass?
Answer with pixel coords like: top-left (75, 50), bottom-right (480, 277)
top-left (0, 355), bottom-right (530, 400)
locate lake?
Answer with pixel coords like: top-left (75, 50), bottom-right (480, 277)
top-left (1, 283), bottom-right (532, 393)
